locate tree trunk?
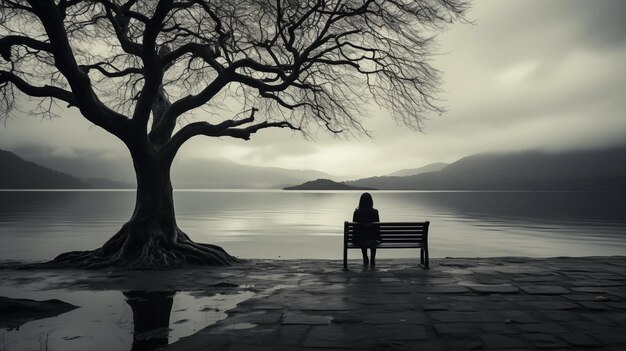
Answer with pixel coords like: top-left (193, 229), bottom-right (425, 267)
top-left (102, 153), bottom-right (179, 257)
top-left (50, 148), bottom-right (238, 268)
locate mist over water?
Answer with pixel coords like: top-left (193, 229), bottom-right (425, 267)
top-left (0, 190), bottom-right (624, 261)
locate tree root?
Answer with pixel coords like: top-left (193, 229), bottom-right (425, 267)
top-left (41, 226), bottom-right (240, 269)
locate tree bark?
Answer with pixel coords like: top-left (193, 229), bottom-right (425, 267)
top-left (50, 147), bottom-right (238, 268)
top-left (102, 151), bottom-right (178, 256)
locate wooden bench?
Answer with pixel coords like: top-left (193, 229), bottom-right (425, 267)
top-left (343, 221), bottom-right (430, 270)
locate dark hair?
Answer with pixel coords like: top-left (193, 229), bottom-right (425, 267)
top-left (358, 192), bottom-right (374, 210)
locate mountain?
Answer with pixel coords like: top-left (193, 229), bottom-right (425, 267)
top-left (283, 178), bottom-right (376, 190)
top-left (171, 158), bottom-right (334, 189)
top-left (0, 149), bottom-right (90, 189)
top-left (17, 148), bottom-right (137, 185)
top-left (17, 147), bottom-right (336, 189)
top-left (9, 145), bottom-right (626, 190)
top-left (346, 147), bottom-right (626, 190)
top-left (0, 147), bottom-right (334, 189)
top-left (387, 162), bottom-right (448, 177)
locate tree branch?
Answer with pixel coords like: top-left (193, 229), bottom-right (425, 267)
top-left (221, 119), bottom-right (301, 140)
top-left (80, 63), bottom-right (143, 78)
top-left (0, 35), bottom-right (51, 61)
top-left (2, 0), bottom-right (468, 158)
top-left (25, 0), bottom-right (131, 138)
top-left (131, 0), bottom-right (173, 127)
top-left (163, 107), bottom-right (300, 161)
top-left (161, 42), bottom-right (223, 72)
top-left (0, 70), bottom-right (76, 105)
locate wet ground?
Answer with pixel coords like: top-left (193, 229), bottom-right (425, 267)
top-left (1, 257), bottom-right (625, 350)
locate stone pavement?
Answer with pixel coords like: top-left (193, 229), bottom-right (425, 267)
top-left (1, 257), bottom-right (625, 350)
top-left (164, 257), bottom-right (626, 351)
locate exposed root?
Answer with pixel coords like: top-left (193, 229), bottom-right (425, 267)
top-left (41, 225), bottom-right (240, 269)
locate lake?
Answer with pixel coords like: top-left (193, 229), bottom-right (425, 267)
top-left (0, 190), bottom-right (625, 261)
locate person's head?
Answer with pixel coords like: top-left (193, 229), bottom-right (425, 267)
top-left (358, 192), bottom-right (374, 210)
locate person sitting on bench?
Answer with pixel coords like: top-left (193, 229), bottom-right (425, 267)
top-left (352, 192), bottom-right (382, 267)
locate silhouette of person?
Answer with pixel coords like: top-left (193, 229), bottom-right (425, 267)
top-left (352, 192), bottom-right (382, 266)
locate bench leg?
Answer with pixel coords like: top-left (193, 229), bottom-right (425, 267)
top-left (343, 246), bottom-right (348, 271)
top-left (420, 248), bottom-right (430, 270)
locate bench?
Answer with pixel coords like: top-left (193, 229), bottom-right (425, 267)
top-left (343, 221), bottom-right (430, 270)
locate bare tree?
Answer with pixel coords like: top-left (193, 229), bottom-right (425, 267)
top-left (0, 0), bottom-right (467, 268)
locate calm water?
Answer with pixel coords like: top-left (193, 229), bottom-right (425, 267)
top-left (0, 190), bottom-right (625, 261)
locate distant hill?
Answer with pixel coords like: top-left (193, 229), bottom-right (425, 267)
top-left (387, 162), bottom-right (448, 177)
top-left (9, 145), bottom-right (626, 190)
top-left (346, 147), bottom-right (626, 190)
top-left (0, 149), bottom-right (90, 189)
top-left (21, 149), bottom-right (336, 189)
top-left (171, 158), bottom-right (335, 189)
top-left (284, 178), bottom-right (376, 190)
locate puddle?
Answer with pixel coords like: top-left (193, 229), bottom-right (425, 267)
top-left (0, 288), bottom-right (254, 351)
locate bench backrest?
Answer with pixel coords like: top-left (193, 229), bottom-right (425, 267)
top-left (344, 221), bottom-right (430, 244)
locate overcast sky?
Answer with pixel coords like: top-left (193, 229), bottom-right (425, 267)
top-left (2, 0), bottom-right (626, 178)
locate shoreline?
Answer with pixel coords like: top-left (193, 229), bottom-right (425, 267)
top-left (1, 256), bottom-right (625, 350)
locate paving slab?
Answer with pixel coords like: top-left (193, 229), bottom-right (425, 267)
top-left (274, 325), bottom-right (311, 346)
top-left (281, 312), bottom-right (333, 325)
top-left (479, 334), bottom-right (528, 349)
top-left (519, 285), bottom-right (571, 295)
top-left (498, 310), bottom-right (537, 323)
top-left (479, 322), bottom-right (518, 334)
top-left (525, 333), bottom-right (568, 349)
top-left (356, 311), bottom-right (428, 325)
top-left (440, 334), bottom-right (482, 349)
top-left (516, 323), bottom-right (569, 334)
top-left (419, 285), bottom-right (471, 294)
top-left (429, 311), bottom-right (504, 323)
top-left (302, 325), bottom-right (355, 348)
top-left (559, 333), bottom-right (602, 347)
top-left (1, 256), bottom-right (625, 351)
top-left (540, 310), bottom-right (582, 322)
top-left (433, 322), bottom-right (481, 335)
top-left (518, 301), bottom-right (579, 310)
top-left (468, 284), bottom-right (520, 294)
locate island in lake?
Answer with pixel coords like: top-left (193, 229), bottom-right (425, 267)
top-left (283, 178), bottom-right (376, 190)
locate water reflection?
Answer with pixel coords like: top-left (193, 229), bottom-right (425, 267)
top-left (124, 291), bottom-right (175, 351)
top-left (392, 191), bottom-right (626, 226)
top-left (0, 288), bottom-right (254, 351)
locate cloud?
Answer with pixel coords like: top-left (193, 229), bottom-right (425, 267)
top-left (2, 0), bottom-right (626, 178)
top-left (495, 61), bottom-right (539, 85)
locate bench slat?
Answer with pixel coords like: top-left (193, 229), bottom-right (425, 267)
top-left (348, 240), bottom-right (423, 248)
top-left (348, 227), bottom-right (426, 232)
top-left (343, 221), bottom-right (430, 270)
top-left (347, 226), bottom-right (427, 230)
top-left (348, 229), bottom-right (425, 235)
top-left (347, 243), bottom-right (424, 249)
top-left (347, 236), bottom-right (424, 241)
top-left (348, 231), bottom-right (425, 236)
top-left (347, 222), bottom-right (427, 226)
